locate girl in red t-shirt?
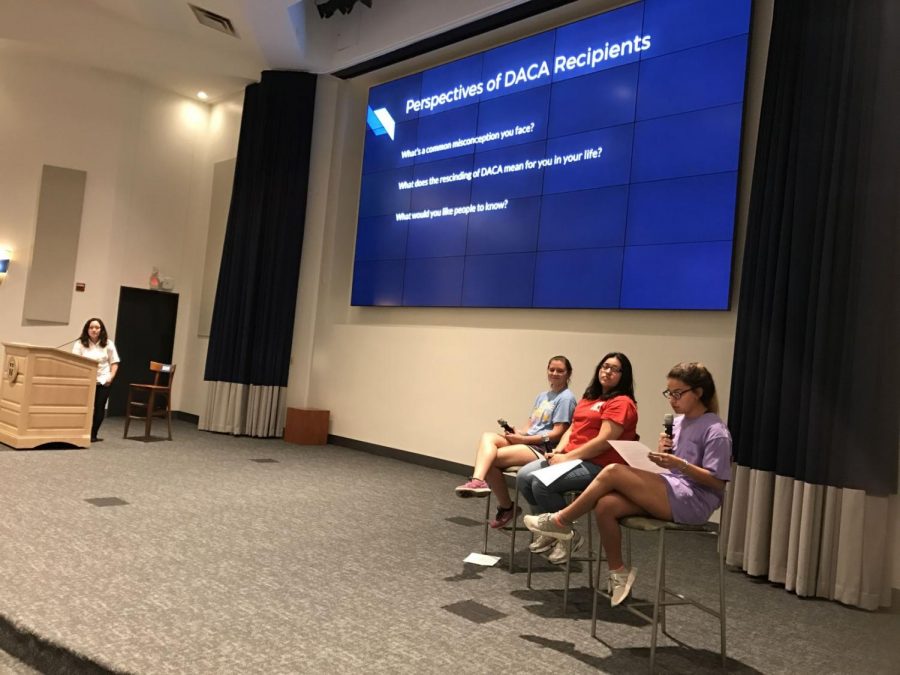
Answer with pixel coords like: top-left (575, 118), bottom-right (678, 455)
top-left (516, 352), bottom-right (638, 564)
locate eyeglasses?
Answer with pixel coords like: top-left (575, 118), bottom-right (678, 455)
top-left (662, 387), bottom-right (694, 400)
top-left (599, 364), bottom-right (622, 374)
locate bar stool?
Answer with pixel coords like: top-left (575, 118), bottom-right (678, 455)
top-left (481, 466), bottom-right (524, 573)
top-left (526, 489), bottom-right (597, 614)
top-left (591, 508), bottom-right (727, 671)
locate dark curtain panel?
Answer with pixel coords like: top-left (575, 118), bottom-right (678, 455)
top-left (729, 0), bottom-right (898, 494)
top-left (205, 71), bottom-right (317, 387)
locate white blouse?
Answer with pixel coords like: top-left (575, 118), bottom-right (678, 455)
top-left (73, 339), bottom-right (121, 385)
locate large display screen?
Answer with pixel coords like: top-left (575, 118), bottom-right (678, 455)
top-left (352, 0), bottom-right (752, 309)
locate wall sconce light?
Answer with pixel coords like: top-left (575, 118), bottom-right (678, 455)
top-left (0, 249), bottom-right (10, 285)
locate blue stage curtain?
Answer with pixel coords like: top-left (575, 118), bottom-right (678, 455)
top-left (724, 0), bottom-right (897, 611)
top-left (205, 71), bottom-right (317, 390)
top-left (729, 0), bottom-right (897, 495)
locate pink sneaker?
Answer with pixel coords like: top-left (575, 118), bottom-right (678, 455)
top-left (455, 478), bottom-right (490, 497)
top-left (489, 505), bottom-right (516, 529)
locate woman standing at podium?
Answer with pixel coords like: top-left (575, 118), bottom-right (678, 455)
top-left (73, 318), bottom-right (120, 442)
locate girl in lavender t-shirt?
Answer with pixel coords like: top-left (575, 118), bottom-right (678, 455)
top-left (523, 362), bottom-right (731, 608)
top-left (661, 410), bottom-right (731, 524)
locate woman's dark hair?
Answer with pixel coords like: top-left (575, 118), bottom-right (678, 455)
top-left (667, 362), bottom-right (718, 414)
top-left (583, 352), bottom-right (635, 401)
top-left (79, 318), bottom-right (108, 348)
top-left (547, 355), bottom-right (573, 385)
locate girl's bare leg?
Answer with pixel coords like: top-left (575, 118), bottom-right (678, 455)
top-left (594, 492), bottom-right (647, 569)
top-left (472, 432), bottom-right (510, 479)
top-left (556, 463), bottom-right (672, 526)
top-left (483, 445), bottom-right (543, 508)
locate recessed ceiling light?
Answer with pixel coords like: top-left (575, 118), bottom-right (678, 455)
top-left (197, 91), bottom-right (209, 100)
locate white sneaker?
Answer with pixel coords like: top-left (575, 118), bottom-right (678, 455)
top-left (608, 567), bottom-right (637, 606)
top-left (523, 512), bottom-right (574, 540)
top-left (529, 534), bottom-right (556, 553)
top-left (548, 530), bottom-right (584, 564)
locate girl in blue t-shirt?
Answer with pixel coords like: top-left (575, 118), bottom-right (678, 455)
top-left (455, 355), bottom-right (577, 529)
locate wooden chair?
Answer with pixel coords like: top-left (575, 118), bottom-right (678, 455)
top-left (123, 361), bottom-right (176, 441)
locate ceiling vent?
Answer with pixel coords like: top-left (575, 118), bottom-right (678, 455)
top-left (189, 4), bottom-right (239, 37)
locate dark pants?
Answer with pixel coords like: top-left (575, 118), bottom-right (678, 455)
top-left (92, 384), bottom-right (111, 440)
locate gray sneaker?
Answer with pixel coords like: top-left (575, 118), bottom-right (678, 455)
top-left (529, 534), bottom-right (556, 553)
top-left (609, 567), bottom-right (637, 606)
top-left (523, 512), bottom-right (574, 540)
top-left (548, 530), bottom-right (584, 564)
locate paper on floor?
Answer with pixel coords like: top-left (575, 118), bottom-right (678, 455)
top-left (464, 552), bottom-right (501, 566)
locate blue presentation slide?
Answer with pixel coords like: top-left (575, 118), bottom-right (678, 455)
top-left (352, 0), bottom-right (752, 309)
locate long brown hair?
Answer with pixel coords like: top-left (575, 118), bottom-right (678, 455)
top-left (583, 352), bottom-right (635, 402)
top-left (79, 318), bottom-right (108, 348)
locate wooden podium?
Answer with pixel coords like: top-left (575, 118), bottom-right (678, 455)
top-left (0, 343), bottom-right (97, 449)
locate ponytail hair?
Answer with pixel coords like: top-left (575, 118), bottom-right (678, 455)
top-left (547, 355), bottom-right (573, 386)
top-left (667, 362), bottom-right (718, 414)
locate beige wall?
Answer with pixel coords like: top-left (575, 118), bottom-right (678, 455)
top-left (0, 49), bottom-right (241, 415)
top-left (172, 96), bottom-right (244, 417)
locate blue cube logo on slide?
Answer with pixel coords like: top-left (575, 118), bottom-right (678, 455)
top-left (367, 106), bottom-right (396, 140)
top-left (352, 0), bottom-right (752, 310)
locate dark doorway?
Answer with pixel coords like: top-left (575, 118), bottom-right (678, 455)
top-left (109, 287), bottom-right (179, 416)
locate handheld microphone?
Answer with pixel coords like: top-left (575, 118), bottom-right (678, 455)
top-left (662, 413), bottom-right (674, 441)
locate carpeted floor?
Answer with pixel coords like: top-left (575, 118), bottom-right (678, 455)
top-left (0, 419), bottom-right (897, 674)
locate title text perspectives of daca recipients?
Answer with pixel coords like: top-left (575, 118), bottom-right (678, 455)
top-left (405, 34), bottom-right (653, 114)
